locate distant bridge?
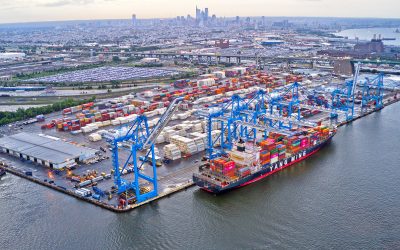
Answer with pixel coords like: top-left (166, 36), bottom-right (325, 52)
top-left (67, 50), bottom-right (332, 65)
top-left (130, 52), bottom-right (333, 65)
top-left (65, 50), bottom-right (400, 74)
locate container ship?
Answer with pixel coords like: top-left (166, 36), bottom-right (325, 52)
top-left (193, 126), bottom-right (336, 193)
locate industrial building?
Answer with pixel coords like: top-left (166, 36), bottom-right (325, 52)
top-left (140, 57), bottom-right (160, 64)
top-left (0, 52), bottom-right (26, 60)
top-left (215, 39), bottom-right (229, 49)
top-left (354, 35), bottom-right (385, 53)
top-left (0, 133), bottom-right (99, 169)
top-left (261, 40), bottom-right (285, 46)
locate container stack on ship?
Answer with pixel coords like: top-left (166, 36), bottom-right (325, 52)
top-left (193, 126), bottom-right (336, 193)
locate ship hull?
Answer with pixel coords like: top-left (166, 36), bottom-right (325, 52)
top-left (193, 135), bottom-right (334, 194)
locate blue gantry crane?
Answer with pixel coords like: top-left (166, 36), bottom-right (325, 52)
top-left (196, 94), bottom-right (243, 159)
top-left (265, 82), bottom-right (303, 129)
top-left (110, 97), bottom-right (184, 204)
top-left (199, 87), bottom-right (318, 160)
top-left (330, 62), bottom-right (386, 119)
top-left (261, 82), bottom-right (333, 129)
top-left (330, 63), bottom-right (361, 120)
top-left (360, 73), bottom-right (384, 109)
top-left (196, 89), bottom-right (268, 159)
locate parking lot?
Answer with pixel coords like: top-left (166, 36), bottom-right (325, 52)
top-left (24, 66), bottom-right (180, 83)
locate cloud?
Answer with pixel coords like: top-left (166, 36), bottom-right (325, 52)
top-left (0, 0), bottom-right (31, 9)
top-left (0, 0), bottom-right (98, 9)
top-left (291, 0), bottom-right (323, 2)
top-left (39, 0), bottom-right (97, 7)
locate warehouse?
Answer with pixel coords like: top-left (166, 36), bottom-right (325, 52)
top-left (0, 132), bottom-right (99, 169)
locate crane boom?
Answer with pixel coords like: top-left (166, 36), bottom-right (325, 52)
top-left (110, 97), bottom-right (184, 204)
top-left (352, 63), bottom-right (361, 96)
top-left (278, 101), bottom-right (346, 114)
top-left (258, 113), bottom-right (317, 127)
top-left (142, 97), bottom-right (184, 150)
top-left (215, 116), bottom-right (294, 136)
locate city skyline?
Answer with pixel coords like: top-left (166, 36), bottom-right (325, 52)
top-left (0, 0), bottom-right (400, 24)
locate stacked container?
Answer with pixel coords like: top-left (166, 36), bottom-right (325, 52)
top-left (236, 166), bottom-right (251, 178)
top-left (299, 136), bottom-right (309, 149)
top-left (259, 150), bottom-right (271, 165)
top-left (286, 136), bottom-right (301, 155)
top-left (88, 133), bottom-right (102, 142)
top-left (211, 159), bottom-right (236, 179)
top-left (163, 144), bottom-right (181, 160)
top-left (277, 144), bottom-right (286, 160)
top-left (169, 135), bottom-right (198, 155)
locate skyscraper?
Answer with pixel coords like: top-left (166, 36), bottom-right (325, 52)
top-left (195, 6), bottom-right (213, 25)
top-left (195, 6), bottom-right (201, 21)
top-left (131, 14), bottom-right (137, 26)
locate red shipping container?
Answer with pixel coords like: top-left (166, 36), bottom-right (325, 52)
top-left (71, 125), bottom-right (80, 131)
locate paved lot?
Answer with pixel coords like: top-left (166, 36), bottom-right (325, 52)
top-left (24, 66), bottom-right (179, 83)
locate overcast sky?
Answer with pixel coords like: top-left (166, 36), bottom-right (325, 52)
top-left (0, 0), bottom-right (399, 24)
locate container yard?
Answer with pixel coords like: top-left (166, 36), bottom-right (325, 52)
top-left (1, 65), bottom-right (399, 212)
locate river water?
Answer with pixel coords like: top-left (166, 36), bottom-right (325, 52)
top-left (335, 27), bottom-right (400, 46)
top-left (1, 102), bottom-right (400, 249)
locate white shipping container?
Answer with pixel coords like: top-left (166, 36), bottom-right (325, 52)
top-left (88, 133), bottom-right (102, 142)
top-left (163, 143), bottom-right (181, 160)
top-left (119, 117), bottom-right (129, 124)
top-left (177, 112), bottom-right (190, 120)
top-left (192, 123), bottom-right (203, 132)
top-left (196, 143), bottom-right (205, 152)
top-left (197, 78), bottom-right (215, 87)
top-left (233, 67), bottom-right (247, 75)
top-left (155, 135), bottom-right (165, 144)
top-left (145, 111), bottom-right (157, 117)
top-left (213, 71), bottom-right (226, 79)
top-left (102, 120), bottom-right (111, 126)
top-left (177, 130), bottom-right (187, 136)
top-left (82, 125), bottom-right (97, 133)
top-left (271, 157), bottom-right (278, 164)
top-left (143, 90), bottom-right (154, 97)
top-left (92, 176), bottom-right (104, 182)
top-left (156, 107), bottom-right (167, 115)
top-left (111, 119), bottom-right (121, 126)
top-left (126, 114), bottom-right (138, 122)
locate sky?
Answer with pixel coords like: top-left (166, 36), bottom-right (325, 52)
top-left (0, 0), bottom-right (399, 24)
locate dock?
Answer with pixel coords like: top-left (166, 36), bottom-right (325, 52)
top-left (1, 96), bottom-right (398, 213)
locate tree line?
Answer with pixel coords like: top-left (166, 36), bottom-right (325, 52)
top-left (0, 97), bottom-right (96, 126)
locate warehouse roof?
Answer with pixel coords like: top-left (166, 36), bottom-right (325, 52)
top-left (0, 132), bottom-right (98, 164)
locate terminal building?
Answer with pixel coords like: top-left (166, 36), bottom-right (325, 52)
top-left (0, 133), bottom-right (99, 169)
